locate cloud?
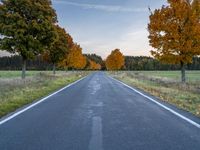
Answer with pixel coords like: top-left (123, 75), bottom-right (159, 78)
top-left (118, 29), bottom-right (152, 56)
top-left (53, 0), bottom-right (147, 13)
top-left (76, 32), bottom-right (150, 59)
top-left (77, 28), bottom-right (152, 59)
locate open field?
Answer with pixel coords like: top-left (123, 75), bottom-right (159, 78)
top-left (0, 71), bottom-right (60, 78)
top-left (0, 71), bottom-right (39, 78)
top-left (133, 71), bottom-right (200, 82)
top-left (0, 71), bottom-right (89, 117)
top-left (109, 71), bottom-right (200, 117)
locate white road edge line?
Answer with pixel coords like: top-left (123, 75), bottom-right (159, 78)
top-left (109, 76), bottom-right (200, 129)
top-left (0, 75), bottom-right (88, 126)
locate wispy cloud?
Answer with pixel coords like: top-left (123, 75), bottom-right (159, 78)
top-left (77, 28), bottom-right (152, 58)
top-left (53, 0), bottom-right (147, 13)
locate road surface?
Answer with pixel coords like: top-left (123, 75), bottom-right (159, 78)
top-left (0, 72), bottom-right (200, 150)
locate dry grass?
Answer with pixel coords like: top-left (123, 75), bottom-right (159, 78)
top-left (109, 71), bottom-right (200, 117)
top-left (0, 71), bottom-right (89, 117)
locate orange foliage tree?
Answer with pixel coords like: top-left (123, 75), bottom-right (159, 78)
top-left (43, 25), bottom-right (72, 74)
top-left (87, 59), bottom-right (101, 70)
top-left (148, 0), bottom-right (200, 82)
top-left (105, 49), bottom-right (125, 70)
top-left (59, 43), bottom-right (86, 70)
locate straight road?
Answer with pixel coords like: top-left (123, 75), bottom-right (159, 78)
top-left (0, 72), bottom-right (200, 150)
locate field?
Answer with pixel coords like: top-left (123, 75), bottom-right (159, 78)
top-left (109, 71), bottom-right (200, 117)
top-left (134, 71), bottom-right (200, 82)
top-left (0, 71), bottom-right (89, 117)
top-left (0, 71), bottom-right (40, 78)
top-left (1, 70), bottom-right (200, 118)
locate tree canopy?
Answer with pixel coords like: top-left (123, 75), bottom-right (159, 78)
top-left (84, 54), bottom-right (103, 65)
top-left (106, 49), bottom-right (125, 70)
top-left (86, 59), bottom-right (101, 70)
top-left (0, 0), bottom-right (57, 78)
top-left (148, 0), bottom-right (200, 82)
top-left (43, 25), bottom-right (72, 74)
top-left (59, 43), bottom-right (87, 70)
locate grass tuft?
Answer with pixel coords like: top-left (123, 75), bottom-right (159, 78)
top-left (0, 71), bottom-right (89, 118)
top-left (109, 71), bottom-right (200, 117)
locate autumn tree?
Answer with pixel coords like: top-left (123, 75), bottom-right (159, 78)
top-left (86, 59), bottom-right (101, 70)
top-left (148, 0), bottom-right (200, 82)
top-left (85, 54), bottom-right (104, 70)
top-left (43, 25), bottom-right (72, 74)
top-left (106, 49), bottom-right (125, 70)
top-left (60, 44), bottom-right (86, 70)
top-left (85, 54), bottom-right (103, 64)
top-left (0, 0), bottom-right (57, 79)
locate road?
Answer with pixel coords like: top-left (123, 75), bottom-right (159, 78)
top-left (0, 72), bottom-right (200, 150)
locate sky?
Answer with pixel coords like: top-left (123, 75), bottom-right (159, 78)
top-left (0, 0), bottom-right (167, 58)
top-left (52, 0), bottom-right (166, 58)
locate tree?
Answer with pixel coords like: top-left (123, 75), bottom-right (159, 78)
top-left (43, 25), bottom-right (72, 74)
top-left (148, 0), bottom-right (200, 82)
top-left (84, 54), bottom-right (104, 70)
top-left (0, 0), bottom-right (57, 79)
top-left (105, 49), bottom-right (125, 70)
top-left (86, 59), bottom-right (101, 70)
top-left (84, 54), bottom-right (103, 64)
top-left (60, 43), bottom-right (87, 70)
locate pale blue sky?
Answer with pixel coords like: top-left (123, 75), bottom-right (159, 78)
top-left (52, 0), bottom-right (167, 58)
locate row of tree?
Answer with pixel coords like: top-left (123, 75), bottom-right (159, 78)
top-left (1, 0), bottom-right (200, 82)
top-left (0, 0), bottom-right (102, 78)
top-left (1, 51), bottom-right (200, 71)
top-left (105, 49), bottom-right (200, 71)
top-left (0, 55), bottom-right (52, 70)
top-left (0, 54), bottom-right (103, 71)
top-left (124, 56), bottom-right (200, 71)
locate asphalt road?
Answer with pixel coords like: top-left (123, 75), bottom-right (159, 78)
top-left (0, 72), bottom-right (200, 150)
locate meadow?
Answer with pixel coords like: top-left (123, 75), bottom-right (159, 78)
top-left (135, 71), bottom-right (200, 82)
top-left (0, 71), bottom-right (89, 117)
top-left (110, 71), bottom-right (200, 117)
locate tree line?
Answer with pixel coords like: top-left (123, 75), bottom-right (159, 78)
top-left (0, 0), bottom-right (102, 78)
top-left (0, 54), bottom-right (103, 71)
top-left (1, 0), bottom-right (200, 82)
top-left (124, 56), bottom-right (200, 71)
top-left (1, 54), bottom-right (199, 71)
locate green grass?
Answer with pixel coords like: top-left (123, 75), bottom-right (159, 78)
top-left (0, 71), bottom-right (41, 78)
top-left (109, 71), bottom-right (200, 117)
top-left (133, 71), bottom-right (200, 82)
top-left (0, 71), bottom-right (89, 117)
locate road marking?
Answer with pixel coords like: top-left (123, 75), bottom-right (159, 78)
top-left (89, 116), bottom-right (103, 150)
top-left (0, 76), bottom-right (88, 126)
top-left (109, 76), bottom-right (200, 129)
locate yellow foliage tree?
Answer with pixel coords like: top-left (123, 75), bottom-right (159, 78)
top-left (148, 0), bottom-right (200, 82)
top-left (105, 49), bottom-right (125, 70)
top-left (87, 59), bottom-right (101, 70)
top-left (59, 43), bottom-right (86, 70)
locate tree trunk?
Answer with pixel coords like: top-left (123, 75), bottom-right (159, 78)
top-left (53, 63), bottom-right (56, 75)
top-left (181, 62), bottom-right (186, 83)
top-left (22, 57), bottom-right (26, 79)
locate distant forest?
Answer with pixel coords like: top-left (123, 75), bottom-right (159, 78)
top-left (124, 56), bottom-right (200, 70)
top-left (0, 55), bottom-right (199, 71)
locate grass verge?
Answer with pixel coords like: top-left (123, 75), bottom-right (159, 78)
top-left (109, 71), bottom-right (200, 117)
top-left (0, 71), bottom-right (89, 118)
